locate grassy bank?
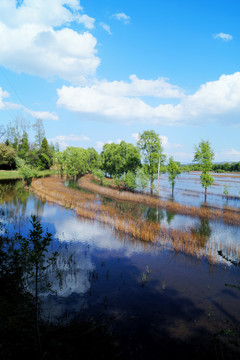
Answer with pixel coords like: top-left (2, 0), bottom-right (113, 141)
top-left (0, 169), bottom-right (58, 181)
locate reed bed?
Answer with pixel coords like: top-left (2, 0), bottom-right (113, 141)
top-left (78, 175), bottom-right (240, 225)
top-left (30, 177), bottom-right (240, 265)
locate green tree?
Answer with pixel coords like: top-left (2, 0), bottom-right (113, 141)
top-left (122, 171), bottom-right (137, 192)
top-left (137, 130), bottom-right (164, 195)
top-left (0, 143), bottom-right (16, 169)
top-left (54, 151), bottom-right (65, 177)
top-left (86, 147), bottom-right (101, 172)
top-left (167, 156), bottom-right (181, 196)
top-left (101, 141), bottom-right (141, 177)
top-left (63, 147), bottom-right (88, 180)
top-left (33, 118), bottom-right (45, 150)
top-left (193, 140), bottom-right (214, 201)
top-left (18, 131), bottom-right (30, 160)
top-left (136, 168), bottom-right (150, 192)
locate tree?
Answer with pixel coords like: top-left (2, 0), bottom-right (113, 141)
top-left (33, 119), bottom-right (45, 150)
top-left (63, 147), bottom-right (89, 180)
top-left (101, 141), bottom-right (141, 177)
top-left (54, 151), bottom-right (65, 177)
top-left (167, 156), bottom-right (181, 196)
top-left (6, 117), bottom-right (28, 152)
top-left (122, 171), bottom-right (137, 192)
top-left (0, 143), bottom-right (16, 169)
top-left (137, 130), bottom-right (164, 195)
top-left (18, 131), bottom-right (30, 160)
top-left (193, 140), bottom-right (214, 201)
top-left (86, 147), bottom-right (101, 172)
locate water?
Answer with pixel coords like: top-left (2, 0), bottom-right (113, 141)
top-left (155, 172), bottom-right (240, 207)
top-left (1, 178), bottom-right (240, 356)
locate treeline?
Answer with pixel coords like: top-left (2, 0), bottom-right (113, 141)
top-left (0, 118), bottom-right (56, 171)
top-left (1, 120), bottom-right (238, 199)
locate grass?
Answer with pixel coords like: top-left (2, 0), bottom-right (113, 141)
top-left (0, 169), bottom-right (58, 181)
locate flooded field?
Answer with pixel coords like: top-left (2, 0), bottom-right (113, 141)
top-left (157, 171), bottom-right (240, 207)
top-left (1, 174), bottom-right (240, 359)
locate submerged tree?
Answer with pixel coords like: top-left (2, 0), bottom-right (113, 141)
top-left (167, 156), bottom-right (181, 197)
top-left (193, 140), bottom-right (214, 201)
top-left (137, 130), bottom-right (164, 195)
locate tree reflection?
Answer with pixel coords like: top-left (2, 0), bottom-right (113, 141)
top-left (191, 218), bottom-right (211, 247)
top-left (146, 207), bottom-right (164, 222)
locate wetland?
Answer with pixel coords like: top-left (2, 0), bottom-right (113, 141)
top-left (1, 172), bottom-right (240, 359)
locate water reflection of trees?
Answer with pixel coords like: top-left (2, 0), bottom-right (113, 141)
top-left (190, 218), bottom-right (211, 247)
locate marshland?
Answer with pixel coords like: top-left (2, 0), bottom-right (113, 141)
top-left (1, 129), bottom-right (240, 359)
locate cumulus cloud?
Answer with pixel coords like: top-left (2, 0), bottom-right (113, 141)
top-left (57, 72), bottom-right (240, 126)
top-left (100, 22), bottom-right (112, 35)
top-left (213, 32), bottom-right (233, 41)
top-left (112, 12), bottom-right (131, 24)
top-left (49, 134), bottom-right (90, 148)
top-left (0, 0), bottom-right (99, 82)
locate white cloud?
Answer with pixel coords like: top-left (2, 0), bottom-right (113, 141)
top-left (57, 72), bottom-right (240, 126)
top-left (23, 108), bottom-right (58, 120)
top-left (96, 140), bottom-right (113, 151)
top-left (49, 134), bottom-right (90, 148)
top-left (112, 12), bottom-right (131, 24)
top-left (131, 133), bottom-right (140, 142)
top-left (0, 1), bottom-right (99, 82)
top-left (213, 32), bottom-right (233, 41)
top-left (100, 22), bottom-right (112, 35)
top-left (0, 87), bottom-right (10, 108)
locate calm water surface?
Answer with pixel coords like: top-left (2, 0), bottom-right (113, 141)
top-left (1, 178), bottom-right (240, 355)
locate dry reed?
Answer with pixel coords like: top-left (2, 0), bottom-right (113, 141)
top-left (30, 177), bottom-right (240, 265)
top-left (78, 175), bottom-right (240, 225)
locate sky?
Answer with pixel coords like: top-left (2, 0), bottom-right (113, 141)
top-left (0, 0), bottom-right (240, 163)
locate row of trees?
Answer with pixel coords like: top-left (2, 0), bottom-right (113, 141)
top-left (1, 118), bottom-right (216, 199)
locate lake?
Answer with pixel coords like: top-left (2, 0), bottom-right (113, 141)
top-left (1, 174), bottom-right (240, 359)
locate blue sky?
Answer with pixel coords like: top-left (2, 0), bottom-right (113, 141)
top-left (0, 0), bottom-right (240, 163)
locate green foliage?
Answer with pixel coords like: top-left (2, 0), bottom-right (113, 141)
top-left (0, 143), bottom-right (16, 170)
top-left (54, 151), bottom-right (65, 177)
top-left (136, 168), bottom-right (150, 192)
top-left (92, 169), bottom-right (105, 185)
top-left (86, 147), bottom-right (101, 172)
top-left (113, 176), bottom-right (122, 190)
top-left (224, 184), bottom-right (229, 198)
top-left (16, 158), bottom-right (39, 185)
top-left (63, 147), bottom-right (89, 180)
top-left (137, 130), bottom-right (165, 194)
top-left (167, 156), bottom-right (181, 195)
top-left (18, 131), bottom-right (30, 160)
top-left (194, 140), bottom-right (214, 199)
top-left (101, 141), bottom-right (141, 177)
top-left (15, 216), bottom-right (57, 307)
top-left (122, 171), bottom-right (137, 192)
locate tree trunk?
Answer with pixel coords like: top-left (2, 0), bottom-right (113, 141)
top-left (150, 178), bottom-right (153, 195)
top-left (205, 187), bottom-right (207, 202)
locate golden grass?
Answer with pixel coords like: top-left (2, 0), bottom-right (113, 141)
top-left (78, 174), bottom-right (240, 225)
top-left (30, 176), bottom-right (240, 264)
